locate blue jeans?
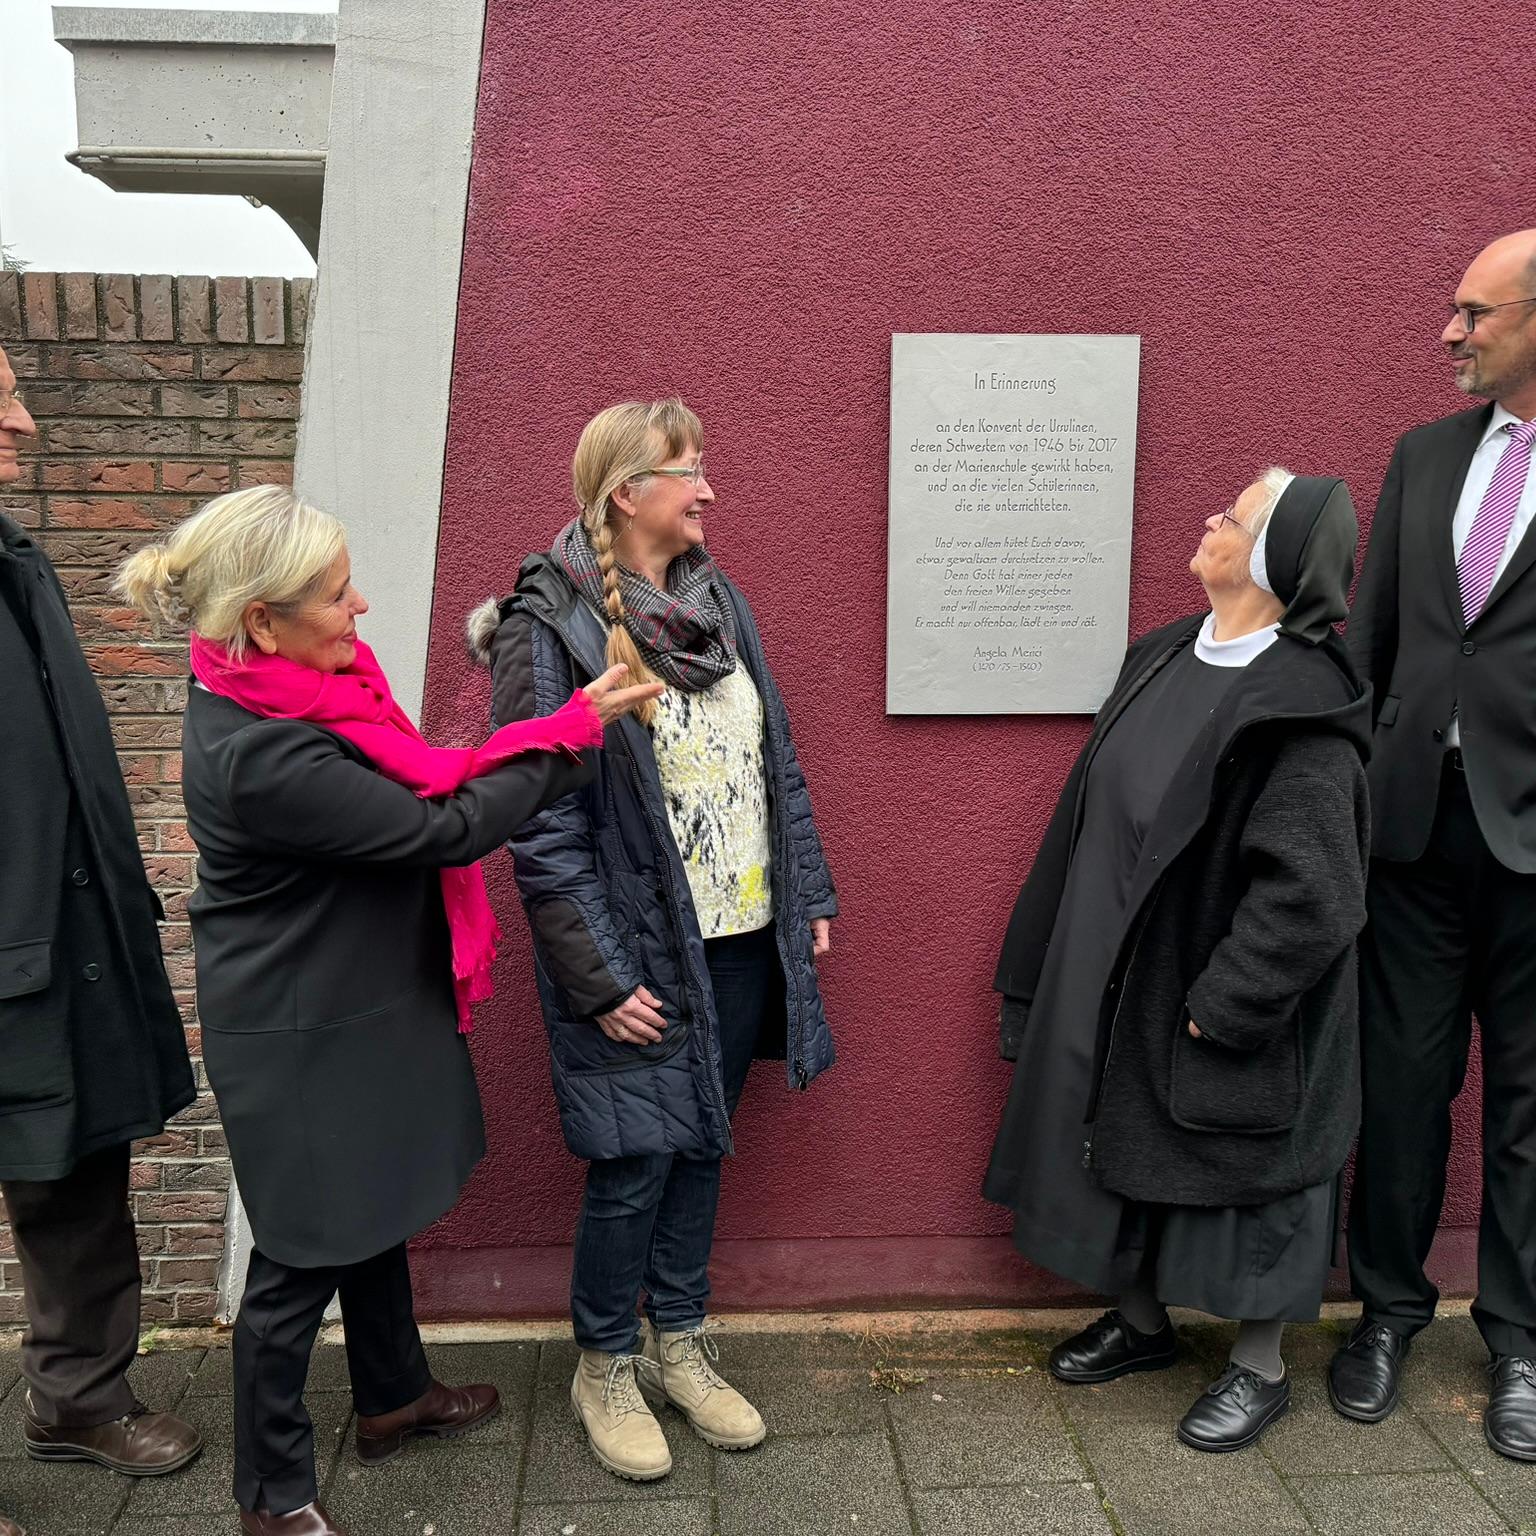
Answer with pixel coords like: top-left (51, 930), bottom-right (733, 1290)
top-left (570, 925), bottom-right (777, 1353)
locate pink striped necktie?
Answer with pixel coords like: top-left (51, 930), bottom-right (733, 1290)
top-left (1460, 419), bottom-right (1536, 625)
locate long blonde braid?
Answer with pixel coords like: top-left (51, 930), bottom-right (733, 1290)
top-left (572, 399), bottom-right (703, 728)
top-left (590, 510), bottom-right (659, 724)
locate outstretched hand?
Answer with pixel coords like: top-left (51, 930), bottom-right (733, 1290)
top-left (583, 664), bottom-right (665, 727)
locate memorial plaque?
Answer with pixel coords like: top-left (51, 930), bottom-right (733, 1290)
top-left (886, 333), bottom-right (1140, 714)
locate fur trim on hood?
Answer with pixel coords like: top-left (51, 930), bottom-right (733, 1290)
top-left (465, 596), bottom-right (503, 667)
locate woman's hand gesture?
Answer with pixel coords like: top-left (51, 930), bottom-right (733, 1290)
top-left (583, 664), bottom-right (665, 727)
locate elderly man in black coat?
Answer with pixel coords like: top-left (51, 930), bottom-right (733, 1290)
top-left (0, 345), bottom-right (202, 1536)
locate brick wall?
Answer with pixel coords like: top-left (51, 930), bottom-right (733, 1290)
top-left (0, 273), bottom-right (310, 1328)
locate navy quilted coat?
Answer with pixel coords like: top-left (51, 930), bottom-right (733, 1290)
top-left (472, 554), bottom-right (837, 1160)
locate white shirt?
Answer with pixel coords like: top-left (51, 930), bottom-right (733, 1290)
top-left (1195, 611), bottom-right (1280, 668)
top-left (1447, 405), bottom-right (1536, 745)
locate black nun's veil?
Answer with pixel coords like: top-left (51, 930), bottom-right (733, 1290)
top-left (1262, 475), bottom-right (1359, 646)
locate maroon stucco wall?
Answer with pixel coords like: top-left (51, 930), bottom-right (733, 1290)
top-left (415, 0), bottom-right (1516, 1314)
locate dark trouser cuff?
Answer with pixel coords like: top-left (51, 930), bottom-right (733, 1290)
top-left (233, 1453), bottom-right (320, 1517)
top-left (351, 1357), bottom-right (434, 1419)
top-left (1475, 1315), bottom-right (1536, 1360)
top-left (27, 1379), bottom-right (139, 1428)
top-left (645, 1308), bottom-right (707, 1335)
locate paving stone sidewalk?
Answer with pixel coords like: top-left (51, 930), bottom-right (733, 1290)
top-left (1, 1313), bottom-right (1530, 1536)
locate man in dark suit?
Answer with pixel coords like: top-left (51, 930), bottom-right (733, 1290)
top-left (0, 344), bottom-right (203, 1536)
top-left (1333, 229), bottom-right (1536, 1460)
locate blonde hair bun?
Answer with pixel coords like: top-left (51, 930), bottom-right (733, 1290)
top-left (114, 542), bottom-right (186, 625)
top-left (112, 485), bottom-right (345, 658)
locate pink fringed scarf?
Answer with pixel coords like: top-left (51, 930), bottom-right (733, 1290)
top-left (189, 633), bottom-right (604, 1032)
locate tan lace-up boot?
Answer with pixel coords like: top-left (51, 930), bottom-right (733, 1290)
top-left (570, 1350), bottom-right (672, 1481)
top-left (640, 1320), bottom-right (766, 1449)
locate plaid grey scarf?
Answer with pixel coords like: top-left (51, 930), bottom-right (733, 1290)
top-left (553, 516), bottom-right (737, 692)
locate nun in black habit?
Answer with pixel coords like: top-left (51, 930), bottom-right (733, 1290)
top-left (984, 470), bottom-right (1372, 1452)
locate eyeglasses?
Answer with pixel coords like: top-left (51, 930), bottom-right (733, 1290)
top-left (0, 388), bottom-right (25, 416)
top-left (1219, 506), bottom-right (1256, 538)
top-left (646, 460), bottom-right (707, 487)
top-left (1448, 297), bottom-right (1536, 333)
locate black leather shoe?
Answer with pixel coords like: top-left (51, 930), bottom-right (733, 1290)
top-left (1048, 1309), bottom-right (1177, 1384)
top-left (1177, 1364), bottom-right (1290, 1452)
top-left (1327, 1318), bottom-right (1411, 1423)
top-left (1485, 1356), bottom-right (1536, 1461)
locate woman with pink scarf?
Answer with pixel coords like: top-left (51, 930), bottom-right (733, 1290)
top-left (117, 486), bottom-right (659, 1536)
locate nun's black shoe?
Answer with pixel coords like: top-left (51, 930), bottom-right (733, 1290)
top-left (1048, 1310), bottom-right (1177, 1384)
top-left (1328, 1318), bottom-right (1410, 1423)
top-left (1485, 1357), bottom-right (1536, 1461)
top-left (1177, 1365), bottom-right (1290, 1453)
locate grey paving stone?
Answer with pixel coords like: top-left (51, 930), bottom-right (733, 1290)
top-left (0, 1345), bottom-right (19, 1409)
top-left (537, 1339), bottom-right (581, 1388)
top-left (1417, 1407), bottom-right (1536, 1531)
top-left (1076, 1421), bottom-right (1310, 1535)
top-left (888, 1369), bottom-right (1085, 1487)
top-left (1260, 1369), bottom-right (1450, 1475)
top-left (518, 1498), bottom-right (716, 1536)
top-left (327, 1445), bottom-right (522, 1533)
top-left (719, 1364), bottom-right (886, 1436)
top-left (112, 1521), bottom-right (228, 1536)
top-left (912, 1483), bottom-right (1117, 1536)
top-left (0, 1372), bottom-right (28, 1458)
top-left (126, 1348), bottom-right (207, 1413)
top-left (733, 1324), bottom-right (1044, 1374)
top-left (1395, 1317), bottom-right (1493, 1416)
top-left (1052, 1352), bottom-right (1222, 1429)
top-left (0, 1454), bottom-right (132, 1535)
top-left (520, 1383), bottom-right (712, 1503)
top-left (1290, 1470), bottom-right (1511, 1535)
top-left (714, 1431), bottom-right (912, 1536)
top-left (182, 1345), bottom-right (234, 1397)
top-left (120, 1390), bottom-right (351, 1517)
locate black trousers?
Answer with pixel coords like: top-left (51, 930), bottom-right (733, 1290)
top-left (233, 1242), bottom-right (431, 1515)
top-left (1350, 756), bottom-right (1536, 1357)
top-left (0, 1143), bottom-right (141, 1425)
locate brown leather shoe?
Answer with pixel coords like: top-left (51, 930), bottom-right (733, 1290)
top-left (0, 1512), bottom-right (27, 1536)
top-left (23, 1403), bottom-right (203, 1476)
top-left (354, 1379), bottom-right (499, 1464)
top-left (237, 1502), bottom-right (346, 1534)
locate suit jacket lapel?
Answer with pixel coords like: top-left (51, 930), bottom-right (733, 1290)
top-left (1427, 406), bottom-right (1492, 622)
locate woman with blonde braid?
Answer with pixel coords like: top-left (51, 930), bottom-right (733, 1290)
top-left (467, 398), bottom-right (838, 1482)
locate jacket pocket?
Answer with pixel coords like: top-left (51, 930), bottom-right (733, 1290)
top-left (0, 938), bottom-right (51, 1000)
top-left (1377, 695), bottom-right (1400, 727)
top-left (0, 939), bottom-right (73, 1114)
top-left (549, 1011), bottom-right (691, 1076)
top-left (1169, 1020), bottom-right (1302, 1135)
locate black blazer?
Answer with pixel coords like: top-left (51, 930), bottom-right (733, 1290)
top-left (182, 687), bottom-right (592, 1267)
top-left (1349, 405), bottom-right (1536, 872)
